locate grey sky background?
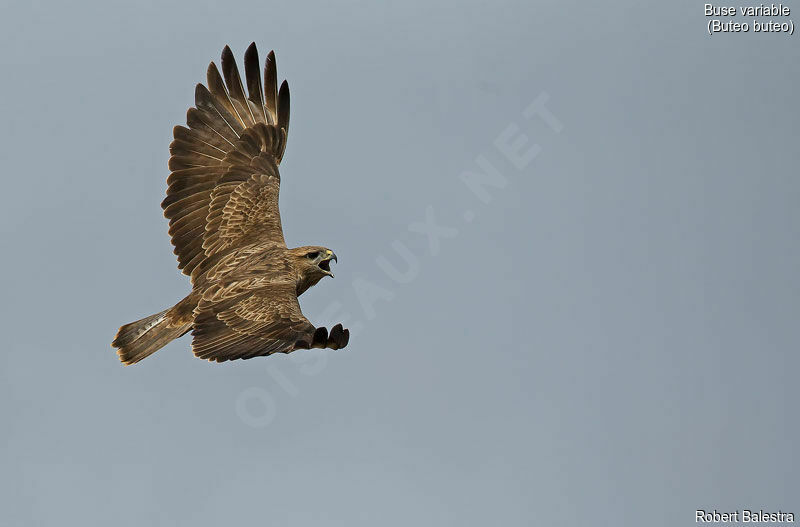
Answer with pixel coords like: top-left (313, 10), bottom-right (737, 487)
top-left (1, 1), bottom-right (798, 525)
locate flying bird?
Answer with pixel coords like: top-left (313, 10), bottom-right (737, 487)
top-left (112, 43), bottom-right (350, 364)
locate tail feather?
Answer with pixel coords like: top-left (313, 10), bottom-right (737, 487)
top-left (112, 309), bottom-right (190, 365)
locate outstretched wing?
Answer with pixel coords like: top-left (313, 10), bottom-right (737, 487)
top-left (161, 43), bottom-right (292, 282)
top-left (192, 281), bottom-right (350, 362)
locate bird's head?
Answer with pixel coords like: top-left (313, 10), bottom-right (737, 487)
top-left (290, 245), bottom-right (337, 293)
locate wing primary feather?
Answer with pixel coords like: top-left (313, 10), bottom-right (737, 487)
top-left (206, 62), bottom-right (245, 127)
top-left (194, 84), bottom-right (243, 140)
top-left (166, 165), bottom-right (226, 186)
top-left (244, 42), bottom-right (268, 124)
top-left (277, 80), bottom-right (290, 133)
top-left (221, 45), bottom-right (257, 126)
top-left (169, 140), bottom-right (225, 162)
top-left (174, 125), bottom-right (228, 155)
top-left (311, 327), bottom-right (328, 348)
top-left (328, 324), bottom-right (345, 349)
top-left (264, 50), bottom-right (279, 125)
top-left (186, 108), bottom-right (237, 148)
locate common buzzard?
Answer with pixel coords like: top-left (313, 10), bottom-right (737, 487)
top-left (113, 43), bottom-right (350, 364)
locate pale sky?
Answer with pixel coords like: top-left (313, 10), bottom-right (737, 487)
top-left (1, 1), bottom-right (798, 525)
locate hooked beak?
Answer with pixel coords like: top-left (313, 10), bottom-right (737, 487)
top-left (318, 251), bottom-right (337, 277)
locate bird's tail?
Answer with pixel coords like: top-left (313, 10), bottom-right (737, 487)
top-left (112, 308), bottom-right (191, 365)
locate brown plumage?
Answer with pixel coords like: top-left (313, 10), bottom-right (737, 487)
top-left (113, 43), bottom-right (349, 365)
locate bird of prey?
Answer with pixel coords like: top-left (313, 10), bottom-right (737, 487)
top-left (112, 43), bottom-right (350, 364)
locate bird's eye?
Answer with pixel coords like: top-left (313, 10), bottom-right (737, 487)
top-left (306, 251), bottom-right (319, 259)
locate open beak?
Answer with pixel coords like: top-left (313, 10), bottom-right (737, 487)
top-left (318, 252), bottom-right (337, 277)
